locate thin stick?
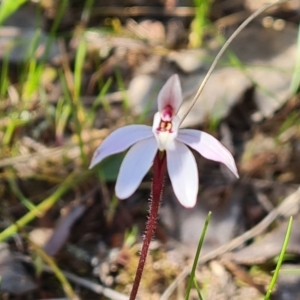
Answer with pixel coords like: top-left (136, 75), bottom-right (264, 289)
top-left (15, 254), bottom-right (129, 300)
top-left (180, 0), bottom-right (289, 124)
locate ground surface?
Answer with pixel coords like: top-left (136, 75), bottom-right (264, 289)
top-left (0, 0), bottom-right (300, 299)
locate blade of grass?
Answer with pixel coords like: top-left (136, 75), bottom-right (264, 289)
top-left (190, 0), bottom-right (213, 48)
top-left (217, 33), bottom-right (283, 106)
top-left (39, 85), bottom-right (57, 129)
top-left (20, 29), bottom-right (43, 101)
top-left (264, 216), bottom-right (293, 300)
top-left (72, 37), bottom-right (88, 166)
top-left (74, 38), bottom-right (87, 107)
top-left (290, 22), bottom-right (300, 94)
top-left (59, 64), bottom-right (87, 167)
top-left (0, 171), bottom-right (87, 242)
top-left (81, 0), bottom-right (95, 26)
top-left (0, 0), bottom-right (28, 25)
top-left (20, 0), bottom-right (68, 101)
top-left (114, 68), bottom-right (129, 112)
top-left (185, 211), bottom-right (212, 300)
top-left (7, 169), bottom-right (37, 212)
top-left (55, 96), bottom-right (72, 143)
top-left (23, 61), bottom-right (44, 102)
top-left (0, 50), bottom-right (10, 97)
top-left (193, 276), bottom-right (204, 300)
top-left (276, 111), bottom-right (300, 140)
top-left (41, 0), bottom-right (68, 64)
top-left (91, 77), bottom-right (113, 116)
top-left (3, 118), bottom-right (28, 146)
top-left (29, 238), bottom-right (79, 300)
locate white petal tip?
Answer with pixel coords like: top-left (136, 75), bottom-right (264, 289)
top-left (115, 185), bottom-right (135, 199)
top-left (88, 158), bottom-right (99, 169)
top-left (115, 192), bottom-right (128, 200)
top-left (231, 168), bottom-right (239, 179)
top-left (182, 203), bottom-right (196, 209)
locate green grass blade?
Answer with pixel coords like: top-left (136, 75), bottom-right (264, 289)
top-left (185, 211), bottom-right (212, 300)
top-left (73, 38), bottom-right (88, 166)
top-left (190, 0), bottom-right (213, 48)
top-left (3, 119), bottom-right (28, 146)
top-left (264, 216), bottom-right (293, 300)
top-left (81, 0), bottom-right (95, 25)
top-left (0, 0), bottom-right (28, 25)
top-left (29, 239), bottom-right (79, 300)
top-left (55, 96), bottom-right (72, 142)
top-left (114, 68), bottom-right (129, 112)
top-left (7, 169), bottom-right (37, 211)
top-left (41, 0), bottom-right (68, 63)
top-left (193, 276), bottom-right (204, 300)
top-left (0, 171), bottom-right (87, 242)
top-left (85, 77), bottom-right (113, 128)
top-left (290, 22), bottom-right (300, 94)
top-left (74, 38), bottom-right (87, 103)
top-left (0, 51), bottom-right (9, 97)
top-left (92, 77), bottom-right (113, 113)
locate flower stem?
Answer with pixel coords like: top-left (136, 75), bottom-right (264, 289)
top-left (129, 151), bottom-right (166, 300)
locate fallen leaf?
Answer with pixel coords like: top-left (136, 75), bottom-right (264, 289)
top-left (0, 243), bottom-right (37, 295)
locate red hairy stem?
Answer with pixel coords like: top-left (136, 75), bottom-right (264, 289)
top-left (129, 151), bottom-right (167, 300)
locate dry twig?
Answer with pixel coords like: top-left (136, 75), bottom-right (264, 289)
top-left (15, 254), bottom-right (130, 300)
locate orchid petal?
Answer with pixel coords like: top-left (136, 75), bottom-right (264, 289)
top-left (167, 141), bottom-right (198, 208)
top-left (157, 74), bottom-right (182, 114)
top-left (89, 125), bottom-right (153, 169)
top-left (177, 129), bottom-right (239, 178)
top-left (116, 137), bottom-right (157, 199)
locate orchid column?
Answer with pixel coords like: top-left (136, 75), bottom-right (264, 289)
top-left (90, 74), bottom-right (239, 299)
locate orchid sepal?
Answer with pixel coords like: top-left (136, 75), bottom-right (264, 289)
top-left (89, 125), bottom-right (153, 169)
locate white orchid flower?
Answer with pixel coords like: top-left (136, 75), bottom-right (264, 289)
top-left (90, 74), bottom-right (239, 208)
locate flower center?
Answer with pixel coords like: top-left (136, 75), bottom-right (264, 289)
top-left (158, 120), bottom-right (173, 133)
top-left (152, 112), bottom-right (180, 152)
